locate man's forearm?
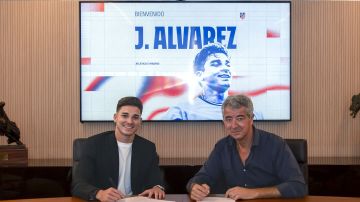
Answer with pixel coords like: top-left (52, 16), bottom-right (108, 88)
top-left (276, 181), bottom-right (308, 198)
top-left (253, 187), bottom-right (281, 198)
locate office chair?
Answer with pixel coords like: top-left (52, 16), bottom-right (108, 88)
top-left (71, 138), bottom-right (87, 181)
top-left (285, 139), bottom-right (308, 184)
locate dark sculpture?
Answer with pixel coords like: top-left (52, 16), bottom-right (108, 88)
top-left (350, 93), bottom-right (360, 118)
top-left (0, 101), bottom-right (23, 145)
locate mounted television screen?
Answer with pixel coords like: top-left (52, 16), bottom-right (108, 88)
top-left (80, 1), bottom-right (291, 121)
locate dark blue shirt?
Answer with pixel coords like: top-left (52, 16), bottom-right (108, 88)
top-left (187, 127), bottom-right (307, 198)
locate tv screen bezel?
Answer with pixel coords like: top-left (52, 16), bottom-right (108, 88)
top-left (79, 0), bottom-right (292, 122)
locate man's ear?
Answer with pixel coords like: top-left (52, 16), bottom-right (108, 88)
top-left (195, 71), bottom-right (203, 78)
top-left (113, 113), bottom-right (117, 122)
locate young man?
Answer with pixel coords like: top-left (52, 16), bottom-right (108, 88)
top-left (164, 43), bottom-right (263, 120)
top-left (187, 95), bottom-right (307, 200)
top-left (72, 96), bottom-right (165, 201)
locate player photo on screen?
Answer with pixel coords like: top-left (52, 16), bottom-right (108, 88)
top-left (80, 2), bottom-right (291, 121)
top-left (162, 42), bottom-right (263, 120)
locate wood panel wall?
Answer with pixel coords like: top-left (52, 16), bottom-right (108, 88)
top-left (0, 0), bottom-right (359, 160)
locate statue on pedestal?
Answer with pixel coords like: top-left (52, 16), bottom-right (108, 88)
top-left (350, 93), bottom-right (360, 118)
top-left (0, 101), bottom-right (23, 145)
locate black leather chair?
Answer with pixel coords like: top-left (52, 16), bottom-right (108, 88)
top-left (285, 138), bottom-right (308, 184)
top-left (71, 138), bottom-right (87, 181)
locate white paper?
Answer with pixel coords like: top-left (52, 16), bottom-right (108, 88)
top-left (118, 196), bottom-right (175, 202)
top-left (199, 196), bottom-right (235, 202)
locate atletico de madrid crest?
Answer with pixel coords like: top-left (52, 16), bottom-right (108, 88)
top-left (240, 12), bottom-right (246, 20)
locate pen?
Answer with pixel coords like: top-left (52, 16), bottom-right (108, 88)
top-left (109, 177), bottom-right (128, 199)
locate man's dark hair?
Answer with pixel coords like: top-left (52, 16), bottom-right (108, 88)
top-left (116, 96), bottom-right (143, 114)
top-left (193, 42), bottom-right (229, 73)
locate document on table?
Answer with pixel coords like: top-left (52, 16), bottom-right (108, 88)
top-left (199, 196), bottom-right (235, 202)
top-left (118, 196), bottom-right (175, 202)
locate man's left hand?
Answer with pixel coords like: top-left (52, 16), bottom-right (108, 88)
top-left (225, 186), bottom-right (280, 200)
top-left (139, 186), bottom-right (165, 199)
top-left (225, 186), bottom-right (258, 200)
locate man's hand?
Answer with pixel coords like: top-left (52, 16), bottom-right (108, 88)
top-left (139, 186), bottom-right (165, 199)
top-left (190, 183), bottom-right (210, 201)
top-left (225, 186), bottom-right (280, 200)
top-left (96, 187), bottom-right (124, 202)
top-left (225, 186), bottom-right (258, 200)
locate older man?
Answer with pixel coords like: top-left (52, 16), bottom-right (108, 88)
top-left (187, 94), bottom-right (307, 200)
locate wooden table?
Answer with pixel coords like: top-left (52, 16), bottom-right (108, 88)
top-left (0, 195), bottom-right (359, 202)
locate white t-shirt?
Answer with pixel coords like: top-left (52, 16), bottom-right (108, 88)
top-left (117, 141), bottom-right (133, 195)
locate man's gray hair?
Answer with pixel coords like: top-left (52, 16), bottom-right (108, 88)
top-left (222, 95), bottom-right (254, 118)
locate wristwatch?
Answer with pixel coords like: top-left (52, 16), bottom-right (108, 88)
top-left (155, 185), bottom-right (165, 191)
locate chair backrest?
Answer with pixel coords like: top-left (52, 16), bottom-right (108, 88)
top-left (284, 139), bottom-right (308, 184)
top-left (72, 138), bottom-right (87, 180)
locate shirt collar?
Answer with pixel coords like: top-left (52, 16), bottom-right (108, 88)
top-left (252, 126), bottom-right (260, 147)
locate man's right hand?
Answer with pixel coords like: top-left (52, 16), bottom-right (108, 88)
top-left (96, 187), bottom-right (124, 202)
top-left (190, 183), bottom-right (210, 201)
